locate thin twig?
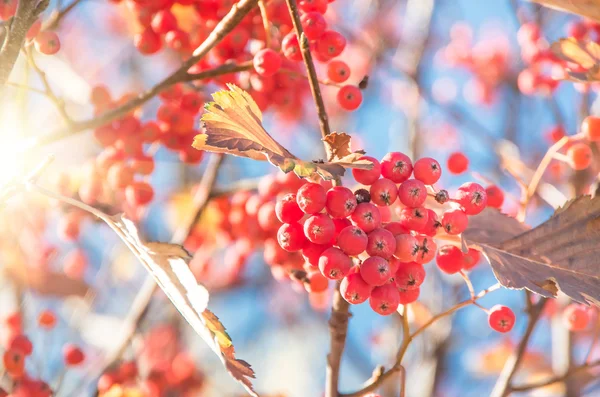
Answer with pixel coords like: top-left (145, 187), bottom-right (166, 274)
top-left (257, 0), bottom-right (271, 49)
top-left (510, 359), bottom-right (600, 392)
top-left (36, 0), bottom-right (259, 147)
top-left (42, 0), bottom-right (84, 31)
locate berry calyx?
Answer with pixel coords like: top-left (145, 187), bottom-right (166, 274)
top-left (488, 305), bottom-right (516, 333)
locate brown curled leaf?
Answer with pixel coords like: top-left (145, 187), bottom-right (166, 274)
top-left (532, 0), bottom-right (600, 22)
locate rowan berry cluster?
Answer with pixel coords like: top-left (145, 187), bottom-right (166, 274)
top-left (1, 311), bottom-right (85, 397)
top-left (274, 151), bottom-right (493, 317)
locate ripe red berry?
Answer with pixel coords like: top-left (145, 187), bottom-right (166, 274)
top-left (441, 209), bottom-right (468, 235)
top-left (447, 152), bottom-right (469, 174)
top-left (302, 242), bottom-right (331, 268)
top-left (276, 193), bottom-right (304, 223)
top-left (360, 256), bottom-right (392, 286)
top-left (306, 271), bottom-right (329, 293)
top-left (134, 28), bottom-right (162, 55)
top-left (394, 234), bottom-right (419, 262)
top-left (38, 310), bottom-right (57, 329)
top-left (414, 235), bottom-right (436, 264)
top-left (398, 179), bottom-right (427, 208)
top-left (485, 185), bottom-right (504, 209)
top-left (384, 221), bottom-right (409, 236)
top-left (456, 182), bottom-right (488, 215)
top-left (3, 350), bottom-right (25, 378)
top-left (395, 262), bottom-right (425, 290)
top-left (582, 116), bottom-right (600, 142)
top-left (63, 344), bottom-right (85, 366)
top-left (326, 186), bottom-right (357, 218)
top-left (350, 203), bottom-right (382, 233)
top-left (337, 85), bottom-right (362, 111)
top-left (304, 213), bottom-right (335, 244)
top-left (381, 152), bottom-right (413, 183)
top-left (336, 226), bottom-right (368, 256)
top-left (563, 304), bottom-right (590, 331)
top-left (567, 143), bottom-right (592, 170)
top-left (369, 178), bottom-right (397, 206)
top-left (253, 49), bottom-right (282, 77)
top-left (34, 31), bottom-right (61, 55)
top-left (340, 272), bottom-right (372, 304)
top-left (366, 228), bottom-right (397, 259)
top-left (352, 156), bottom-right (381, 185)
top-left (327, 60), bottom-right (350, 83)
top-left (297, 182), bottom-right (327, 214)
top-left (316, 30), bottom-right (346, 58)
top-left (462, 248), bottom-right (481, 271)
top-left (421, 209), bottom-right (440, 237)
top-left (151, 10), bottom-right (177, 34)
top-left (319, 247), bottom-right (352, 280)
top-left (301, 12), bottom-right (327, 40)
top-left (435, 245), bottom-right (464, 274)
top-left (398, 287), bottom-right (420, 305)
top-left (398, 207), bottom-right (429, 232)
top-left (369, 284), bottom-right (400, 315)
top-left (413, 157), bottom-right (442, 185)
top-left (299, 0), bottom-right (327, 13)
top-left (8, 334), bottom-right (33, 356)
top-left (277, 222), bottom-right (307, 252)
top-left (333, 218), bottom-right (352, 235)
top-left (125, 181), bottom-right (154, 207)
top-left (282, 32), bottom-right (302, 61)
top-left (488, 305), bottom-right (516, 333)
top-left (165, 29), bottom-right (190, 51)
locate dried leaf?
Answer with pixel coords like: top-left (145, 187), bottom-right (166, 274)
top-left (194, 85), bottom-right (372, 180)
top-left (531, 0), bottom-right (600, 22)
top-left (463, 196), bottom-right (600, 305)
top-left (551, 38), bottom-right (600, 82)
top-left (108, 215), bottom-right (258, 396)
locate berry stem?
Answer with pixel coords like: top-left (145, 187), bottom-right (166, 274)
top-left (283, 0), bottom-right (332, 156)
top-left (42, 0), bottom-right (84, 31)
top-left (459, 270), bottom-right (475, 299)
top-left (489, 296), bottom-right (547, 397)
top-left (257, 0), bottom-right (272, 49)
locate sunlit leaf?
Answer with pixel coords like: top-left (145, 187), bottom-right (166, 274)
top-left (463, 196), bottom-right (600, 305)
top-left (551, 38), bottom-right (600, 82)
top-left (193, 85), bottom-right (372, 180)
top-left (532, 0), bottom-right (600, 22)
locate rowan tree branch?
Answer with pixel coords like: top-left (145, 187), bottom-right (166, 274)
top-left (510, 359), bottom-right (600, 392)
top-left (43, 0), bottom-right (84, 31)
top-left (36, 0), bottom-right (259, 147)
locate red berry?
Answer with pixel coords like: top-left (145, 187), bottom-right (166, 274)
top-left (435, 245), bottom-right (464, 274)
top-left (302, 242), bottom-right (330, 267)
top-left (456, 182), bottom-right (487, 215)
top-left (276, 193), bottom-right (304, 223)
top-left (350, 203), bottom-right (381, 233)
top-left (301, 12), bottom-right (327, 40)
top-left (253, 49), bottom-right (282, 77)
top-left (413, 157), bottom-right (442, 185)
top-left (277, 223), bottom-right (307, 252)
top-left (398, 287), bottom-right (420, 305)
top-left (297, 182), bottom-right (327, 214)
top-left (304, 213), bottom-right (335, 244)
top-left (333, 218), bottom-right (352, 235)
top-left (336, 226), bottom-right (367, 256)
top-left (398, 179), bottom-right (427, 208)
top-left (366, 228), bottom-right (397, 259)
top-left (563, 304), bottom-right (590, 331)
top-left (381, 152), bottom-right (413, 183)
top-left (369, 178), bottom-right (398, 206)
top-left (131, 155), bottom-right (155, 176)
top-left (340, 272), bottom-right (372, 304)
top-left (3, 350), bottom-right (25, 378)
top-left (394, 234), bottom-right (419, 262)
top-left (326, 186), bottom-right (357, 218)
top-left (282, 32), bottom-right (302, 61)
top-left (485, 185), bottom-right (504, 209)
top-left (37, 310), bottom-right (57, 329)
top-left (567, 143), bottom-right (592, 170)
top-left (319, 247), bottom-right (352, 280)
top-left (414, 235), bottom-right (436, 264)
top-left (299, 0), bottom-right (327, 13)
top-left (337, 85), bottom-right (362, 111)
top-left (134, 28), bottom-right (162, 55)
top-left (488, 305), bottom-right (516, 333)
top-left (462, 248), bottom-right (481, 271)
top-left (447, 152), bottom-right (469, 174)
top-left (421, 209), bottom-right (440, 237)
top-left (369, 284), bottom-right (400, 315)
top-left (306, 271), bottom-right (329, 293)
top-left (352, 156), bottom-right (381, 185)
top-left (165, 29), bottom-right (190, 51)
top-left (34, 31), bottom-right (61, 55)
top-left (398, 207), bottom-right (429, 232)
top-left (125, 182), bottom-right (154, 206)
top-left (441, 209), bottom-right (468, 235)
top-left (360, 256), bottom-right (392, 286)
top-left (8, 334), bottom-right (33, 356)
top-left (582, 115), bottom-right (600, 142)
top-left (316, 30), bottom-right (346, 58)
top-left (384, 221), bottom-right (409, 236)
top-left (327, 60), bottom-right (350, 83)
top-left (63, 344), bottom-right (85, 366)
top-left (151, 10), bottom-right (177, 34)
top-left (395, 262), bottom-right (425, 290)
